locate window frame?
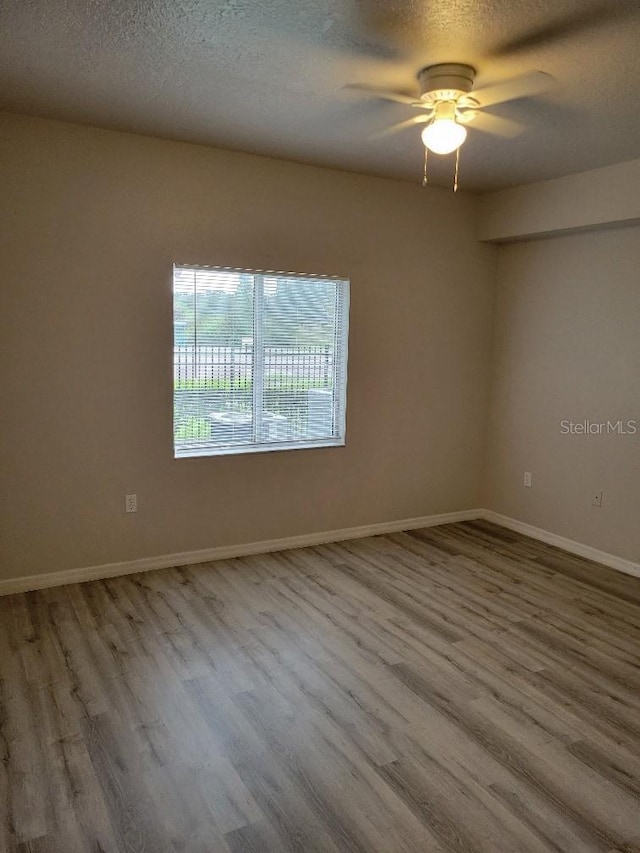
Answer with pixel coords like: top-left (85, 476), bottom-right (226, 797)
top-left (172, 264), bottom-right (350, 459)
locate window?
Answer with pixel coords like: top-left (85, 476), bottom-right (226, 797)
top-left (173, 265), bottom-right (349, 458)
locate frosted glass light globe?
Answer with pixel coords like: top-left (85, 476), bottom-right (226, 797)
top-left (421, 119), bottom-right (467, 155)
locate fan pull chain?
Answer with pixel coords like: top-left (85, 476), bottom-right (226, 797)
top-left (453, 146), bottom-right (460, 193)
top-left (422, 146), bottom-right (429, 187)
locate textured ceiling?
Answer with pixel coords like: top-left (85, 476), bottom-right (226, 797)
top-left (2, 0), bottom-right (640, 190)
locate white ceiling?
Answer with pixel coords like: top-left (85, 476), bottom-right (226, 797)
top-left (2, 0), bottom-right (640, 190)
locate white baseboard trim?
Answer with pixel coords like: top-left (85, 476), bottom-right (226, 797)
top-left (5, 507), bottom-right (637, 596)
top-left (481, 509), bottom-right (640, 579)
top-left (0, 508), bottom-right (482, 596)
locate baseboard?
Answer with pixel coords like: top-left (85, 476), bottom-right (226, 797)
top-left (6, 506), bottom-right (637, 597)
top-left (0, 508), bottom-right (482, 596)
top-left (481, 509), bottom-right (640, 579)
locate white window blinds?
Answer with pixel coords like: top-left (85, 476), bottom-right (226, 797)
top-left (173, 265), bottom-right (349, 458)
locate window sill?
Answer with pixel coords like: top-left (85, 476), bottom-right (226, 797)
top-left (174, 438), bottom-right (346, 459)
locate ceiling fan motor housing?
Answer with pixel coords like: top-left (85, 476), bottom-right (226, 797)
top-left (418, 63), bottom-right (476, 103)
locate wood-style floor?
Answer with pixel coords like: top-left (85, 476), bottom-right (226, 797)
top-left (1, 521), bottom-right (640, 852)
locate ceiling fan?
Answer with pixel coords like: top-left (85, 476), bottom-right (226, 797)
top-left (346, 63), bottom-right (553, 190)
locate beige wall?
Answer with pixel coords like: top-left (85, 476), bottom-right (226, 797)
top-left (478, 158), bottom-right (640, 243)
top-left (484, 225), bottom-right (640, 563)
top-left (0, 112), bottom-right (496, 580)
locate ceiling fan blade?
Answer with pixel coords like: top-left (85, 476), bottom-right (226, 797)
top-left (472, 72), bottom-right (554, 109)
top-left (370, 114), bottom-right (432, 139)
top-left (493, 0), bottom-right (639, 56)
top-left (467, 112), bottom-right (525, 138)
top-left (343, 83), bottom-right (422, 108)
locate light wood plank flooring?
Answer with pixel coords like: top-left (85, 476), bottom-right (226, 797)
top-left (1, 520), bottom-right (640, 852)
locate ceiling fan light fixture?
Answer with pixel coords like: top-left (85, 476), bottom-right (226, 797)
top-left (420, 100), bottom-right (467, 155)
top-left (421, 119), bottom-right (467, 155)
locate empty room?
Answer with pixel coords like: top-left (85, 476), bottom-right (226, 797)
top-left (1, 0), bottom-right (639, 850)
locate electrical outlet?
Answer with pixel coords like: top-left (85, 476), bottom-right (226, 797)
top-left (125, 494), bottom-right (137, 513)
top-left (524, 472), bottom-right (532, 488)
top-left (592, 491), bottom-right (603, 508)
